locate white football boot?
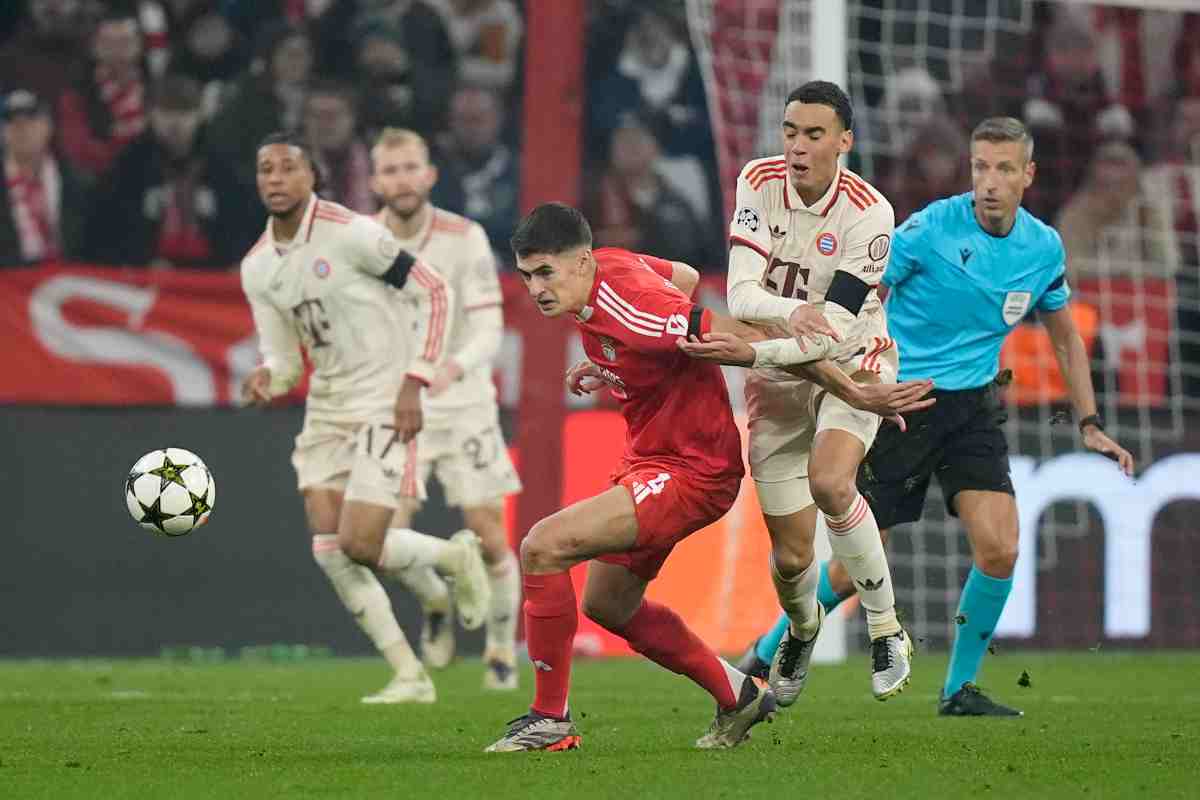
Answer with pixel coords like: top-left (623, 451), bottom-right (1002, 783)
top-left (361, 670), bottom-right (436, 704)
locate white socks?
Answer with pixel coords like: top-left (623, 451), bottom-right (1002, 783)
top-left (397, 566), bottom-right (452, 613)
top-left (770, 553), bottom-right (821, 640)
top-left (311, 535), bottom-right (422, 678)
top-left (378, 527), bottom-right (458, 575)
top-left (485, 550), bottom-right (521, 652)
top-left (820, 494), bottom-right (901, 640)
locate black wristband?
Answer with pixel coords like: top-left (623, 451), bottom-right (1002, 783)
top-left (1078, 414), bottom-right (1104, 433)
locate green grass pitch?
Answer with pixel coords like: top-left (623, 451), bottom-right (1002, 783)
top-left (2, 652), bottom-right (1196, 799)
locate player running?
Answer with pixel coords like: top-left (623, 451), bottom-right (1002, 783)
top-left (371, 128), bottom-right (523, 691)
top-left (725, 117), bottom-right (1134, 715)
top-left (685, 81), bottom-right (919, 708)
top-left (239, 132), bottom-right (491, 706)
top-left (484, 203), bottom-right (932, 753)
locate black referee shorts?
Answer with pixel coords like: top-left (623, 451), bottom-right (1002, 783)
top-left (856, 383), bottom-right (1014, 529)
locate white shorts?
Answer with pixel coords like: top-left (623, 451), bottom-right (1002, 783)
top-left (749, 335), bottom-right (897, 516)
top-left (292, 417), bottom-right (424, 509)
top-left (413, 406), bottom-right (522, 509)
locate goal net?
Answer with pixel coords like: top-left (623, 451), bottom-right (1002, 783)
top-left (685, 0), bottom-right (1200, 650)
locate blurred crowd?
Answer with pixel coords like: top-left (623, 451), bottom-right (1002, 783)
top-left (0, 0), bottom-right (526, 268)
top-left (855, 3), bottom-right (1200, 400)
top-left (0, 0), bottom-right (728, 272)
top-left (2, 0), bottom-right (1199, 400)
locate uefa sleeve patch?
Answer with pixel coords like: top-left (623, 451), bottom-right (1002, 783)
top-left (735, 207), bottom-right (760, 232)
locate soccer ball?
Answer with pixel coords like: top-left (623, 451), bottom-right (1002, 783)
top-left (125, 448), bottom-right (216, 536)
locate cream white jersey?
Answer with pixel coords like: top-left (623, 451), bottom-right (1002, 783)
top-left (376, 206), bottom-right (502, 424)
top-left (727, 158), bottom-right (895, 378)
top-left (241, 194), bottom-right (453, 423)
top-left (728, 159), bottom-right (898, 480)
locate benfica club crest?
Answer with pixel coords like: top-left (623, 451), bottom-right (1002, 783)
top-left (599, 336), bottom-right (616, 361)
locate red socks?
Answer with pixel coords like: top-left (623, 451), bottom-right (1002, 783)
top-left (523, 571), bottom-right (578, 718)
top-left (612, 600), bottom-right (739, 709)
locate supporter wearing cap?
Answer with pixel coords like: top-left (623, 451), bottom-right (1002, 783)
top-left (0, 89), bottom-right (89, 266)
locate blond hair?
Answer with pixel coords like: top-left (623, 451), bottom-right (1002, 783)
top-left (371, 127), bottom-right (430, 167)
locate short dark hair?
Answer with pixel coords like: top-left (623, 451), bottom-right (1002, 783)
top-left (785, 80), bottom-right (853, 131)
top-left (510, 203), bottom-right (592, 259)
top-left (971, 116), bottom-right (1034, 162)
top-left (257, 130), bottom-right (323, 190)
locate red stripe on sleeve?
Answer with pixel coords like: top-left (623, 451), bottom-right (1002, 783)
top-left (730, 235), bottom-right (770, 261)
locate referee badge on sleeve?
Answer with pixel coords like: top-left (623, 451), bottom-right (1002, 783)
top-left (1002, 291), bottom-right (1032, 325)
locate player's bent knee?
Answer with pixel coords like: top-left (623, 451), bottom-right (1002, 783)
top-left (579, 595), bottom-right (623, 629)
top-left (303, 493), bottom-right (342, 537)
top-left (807, 470), bottom-right (857, 516)
top-left (519, 522), bottom-right (574, 574)
top-left (771, 539), bottom-right (815, 577)
top-left (977, 540), bottom-right (1019, 578)
top-left (337, 530), bottom-right (381, 568)
top-left (465, 504), bottom-right (510, 563)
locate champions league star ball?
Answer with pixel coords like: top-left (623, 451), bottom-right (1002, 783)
top-left (125, 448), bottom-right (216, 536)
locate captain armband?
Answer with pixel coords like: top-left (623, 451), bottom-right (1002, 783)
top-left (381, 250), bottom-right (416, 289)
top-left (825, 270), bottom-right (873, 316)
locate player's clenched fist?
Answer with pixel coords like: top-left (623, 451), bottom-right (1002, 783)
top-left (393, 378), bottom-right (424, 442)
top-left (565, 360), bottom-right (606, 395)
top-left (241, 366), bottom-right (273, 407)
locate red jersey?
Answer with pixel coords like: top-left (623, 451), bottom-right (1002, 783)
top-left (577, 248), bottom-right (744, 483)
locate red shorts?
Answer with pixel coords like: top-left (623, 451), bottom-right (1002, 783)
top-left (597, 465), bottom-right (741, 581)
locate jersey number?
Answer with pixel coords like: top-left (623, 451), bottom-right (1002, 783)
top-left (364, 424), bottom-right (403, 460)
top-left (632, 473), bottom-right (671, 505)
top-left (764, 258), bottom-right (810, 300)
top-left (293, 298), bottom-right (332, 348)
top-left (463, 427), bottom-right (500, 471)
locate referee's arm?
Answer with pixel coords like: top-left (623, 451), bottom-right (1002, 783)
top-left (1041, 307), bottom-right (1135, 475)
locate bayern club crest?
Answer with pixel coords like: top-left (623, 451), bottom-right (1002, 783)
top-left (817, 232), bottom-right (838, 256)
top-left (313, 258), bottom-right (331, 278)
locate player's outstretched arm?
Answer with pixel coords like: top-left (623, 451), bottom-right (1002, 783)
top-left (678, 313), bottom-right (935, 430)
top-left (1041, 306), bottom-right (1135, 475)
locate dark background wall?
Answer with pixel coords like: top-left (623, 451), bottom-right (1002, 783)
top-left (0, 407), bottom-right (478, 657)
